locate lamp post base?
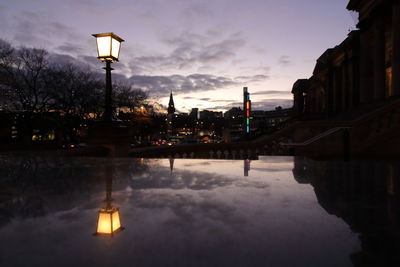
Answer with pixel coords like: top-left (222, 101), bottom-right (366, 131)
top-left (85, 120), bottom-right (130, 157)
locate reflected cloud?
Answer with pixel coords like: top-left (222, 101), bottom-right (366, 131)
top-left (130, 168), bottom-right (234, 191)
top-left (134, 192), bottom-right (245, 233)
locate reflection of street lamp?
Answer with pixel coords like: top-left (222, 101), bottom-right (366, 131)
top-left (95, 166), bottom-right (124, 236)
top-left (92, 32), bottom-right (124, 121)
top-left (244, 159), bottom-right (251, 177)
top-left (96, 206), bottom-right (122, 235)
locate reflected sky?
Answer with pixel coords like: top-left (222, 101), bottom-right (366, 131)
top-left (0, 156), bottom-right (389, 266)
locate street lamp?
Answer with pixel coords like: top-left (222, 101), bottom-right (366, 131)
top-left (92, 32), bottom-right (124, 121)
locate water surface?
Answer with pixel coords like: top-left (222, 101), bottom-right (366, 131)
top-left (0, 156), bottom-right (398, 266)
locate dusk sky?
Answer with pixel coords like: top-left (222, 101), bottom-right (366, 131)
top-left (0, 0), bottom-right (356, 113)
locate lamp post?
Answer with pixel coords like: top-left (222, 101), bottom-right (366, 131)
top-left (92, 32), bottom-right (124, 121)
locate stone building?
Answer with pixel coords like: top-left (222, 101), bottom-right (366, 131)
top-left (293, 0), bottom-right (400, 117)
top-left (350, 0), bottom-right (400, 103)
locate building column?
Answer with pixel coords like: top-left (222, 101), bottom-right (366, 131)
top-left (374, 15), bottom-right (386, 100)
top-left (334, 68), bottom-right (342, 112)
top-left (296, 91), bottom-right (304, 115)
top-left (392, 0), bottom-right (400, 96)
top-left (346, 55), bottom-right (354, 109)
top-left (327, 66), bottom-right (334, 115)
top-left (359, 28), bottom-right (374, 103)
top-left (338, 67), bottom-right (344, 111)
top-left (342, 60), bottom-right (348, 110)
top-left (331, 69), bottom-right (336, 113)
top-left (352, 32), bottom-right (361, 106)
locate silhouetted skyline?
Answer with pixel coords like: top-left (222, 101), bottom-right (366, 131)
top-left (0, 0), bottom-right (355, 112)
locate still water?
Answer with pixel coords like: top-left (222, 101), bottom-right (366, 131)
top-left (0, 156), bottom-right (398, 267)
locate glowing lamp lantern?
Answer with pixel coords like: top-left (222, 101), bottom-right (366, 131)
top-left (96, 206), bottom-right (122, 235)
top-left (92, 32), bottom-right (124, 121)
top-left (92, 32), bottom-right (124, 62)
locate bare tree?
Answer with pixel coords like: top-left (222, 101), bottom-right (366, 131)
top-left (0, 42), bottom-right (50, 113)
top-left (114, 83), bottom-right (148, 113)
top-left (0, 39), bottom-right (157, 145)
top-left (46, 64), bottom-right (103, 118)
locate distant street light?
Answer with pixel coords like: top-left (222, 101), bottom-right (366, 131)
top-left (92, 32), bottom-right (124, 121)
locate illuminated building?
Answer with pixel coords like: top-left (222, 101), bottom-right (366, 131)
top-left (243, 87), bottom-right (251, 136)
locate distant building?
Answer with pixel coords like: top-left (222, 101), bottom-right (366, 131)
top-left (167, 92), bottom-right (175, 135)
top-left (199, 110), bottom-right (222, 120)
top-left (224, 107), bottom-right (242, 119)
top-left (189, 108), bottom-right (198, 120)
top-left (263, 107), bottom-right (292, 128)
top-left (222, 107), bottom-right (243, 142)
top-left (167, 92), bottom-right (175, 115)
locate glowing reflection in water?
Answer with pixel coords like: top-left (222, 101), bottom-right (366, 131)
top-left (95, 166), bottom-right (123, 236)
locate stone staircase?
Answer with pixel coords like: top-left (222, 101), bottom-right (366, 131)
top-left (278, 97), bottom-right (400, 157)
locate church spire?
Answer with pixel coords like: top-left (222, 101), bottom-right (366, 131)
top-left (168, 91), bottom-right (175, 114)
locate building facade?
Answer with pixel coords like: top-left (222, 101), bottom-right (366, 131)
top-left (349, 0), bottom-right (400, 102)
top-left (293, 0), bottom-right (400, 117)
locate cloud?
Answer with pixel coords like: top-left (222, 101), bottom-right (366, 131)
top-left (130, 73), bottom-right (237, 95)
top-left (252, 47), bottom-right (267, 54)
top-left (7, 45), bottom-right (240, 98)
top-left (10, 9), bottom-right (83, 53)
top-left (183, 97), bottom-right (236, 103)
top-left (55, 43), bottom-right (84, 54)
top-left (206, 99), bottom-right (293, 111)
top-left (80, 55), bottom-right (102, 67)
top-left (278, 55), bottom-right (291, 67)
top-left (199, 38), bottom-right (245, 63)
top-left (129, 32), bottom-right (246, 75)
top-left (251, 99), bottom-right (293, 110)
top-left (182, 2), bottom-right (214, 21)
top-left (251, 90), bottom-right (291, 96)
top-left (234, 74), bottom-right (269, 83)
top-left (48, 53), bottom-right (80, 66)
top-left (0, 5), bottom-right (9, 30)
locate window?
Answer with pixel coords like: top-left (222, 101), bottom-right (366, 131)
top-left (386, 66), bottom-right (392, 97)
